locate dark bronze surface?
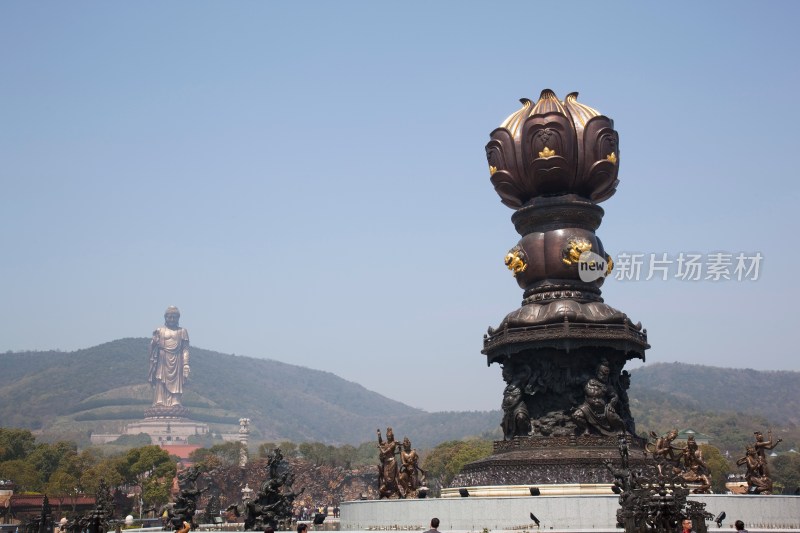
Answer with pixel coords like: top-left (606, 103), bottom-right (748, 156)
top-left (735, 429), bottom-right (782, 494)
top-left (451, 434), bottom-right (647, 487)
top-left (486, 90), bottom-right (619, 209)
top-left (58, 479), bottom-right (114, 533)
top-left (489, 347), bottom-right (639, 438)
top-left (397, 437), bottom-right (426, 498)
top-left (227, 447), bottom-right (304, 530)
top-left (377, 429), bottom-right (425, 499)
top-left (611, 434), bottom-right (713, 533)
top-left (647, 429), bottom-right (680, 464)
top-left (456, 90), bottom-right (650, 489)
top-left (753, 429), bottom-right (782, 478)
top-left (571, 359), bottom-right (627, 436)
top-left (22, 495), bottom-right (51, 533)
top-left (644, 431), bottom-right (712, 494)
top-left (501, 366), bottom-right (531, 440)
top-left (377, 428), bottom-right (400, 499)
top-left (171, 467), bottom-right (206, 527)
top-left (679, 435), bottom-right (712, 493)
top-left (481, 90), bottom-right (648, 440)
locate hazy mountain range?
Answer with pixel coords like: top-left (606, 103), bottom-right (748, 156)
top-left (1, 339), bottom-right (797, 451)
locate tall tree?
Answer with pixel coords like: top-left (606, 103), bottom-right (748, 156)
top-left (46, 470), bottom-right (80, 514)
top-left (771, 453), bottom-right (800, 494)
top-left (699, 444), bottom-right (731, 493)
top-left (121, 445), bottom-right (175, 483)
top-left (0, 459), bottom-right (40, 491)
top-left (422, 439), bottom-right (492, 494)
top-left (0, 428), bottom-right (36, 462)
top-left (189, 442), bottom-right (241, 467)
top-left (26, 441), bottom-right (78, 488)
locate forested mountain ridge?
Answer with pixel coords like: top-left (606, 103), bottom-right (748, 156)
top-left (631, 362), bottom-right (800, 425)
top-left (1, 340), bottom-right (798, 451)
top-left (0, 338), bottom-right (496, 448)
top-left (628, 362), bottom-right (800, 454)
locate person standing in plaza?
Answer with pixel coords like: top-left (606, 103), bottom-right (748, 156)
top-left (424, 518), bottom-right (440, 533)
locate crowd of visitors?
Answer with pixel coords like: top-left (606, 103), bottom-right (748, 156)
top-left (293, 504), bottom-right (340, 522)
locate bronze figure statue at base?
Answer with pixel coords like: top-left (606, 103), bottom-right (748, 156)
top-left (500, 364), bottom-right (532, 440)
top-left (226, 447), bottom-right (304, 530)
top-left (680, 435), bottom-right (712, 494)
top-left (737, 446), bottom-right (772, 494)
top-left (377, 428), bottom-right (425, 499)
top-left (572, 359), bottom-right (626, 436)
top-left (398, 437), bottom-right (426, 498)
top-left (168, 466), bottom-right (208, 528)
top-left (753, 430), bottom-right (781, 477)
top-left (377, 428), bottom-right (400, 499)
top-left (610, 434), bottom-right (713, 533)
top-left (646, 430), bottom-right (711, 494)
top-left (647, 429), bottom-right (681, 467)
top-left (735, 429), bottom-right (781, 494)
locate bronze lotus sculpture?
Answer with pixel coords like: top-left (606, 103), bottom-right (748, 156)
top-left (452, 89), bottom-right (649, 489)
top-left (487, 89), bottom-right (619, 208)
top-left (482, 89), bottom-right (648, 441)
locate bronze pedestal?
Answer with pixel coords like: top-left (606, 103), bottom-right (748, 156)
top-left (454, 90), bottom-right (649, 489)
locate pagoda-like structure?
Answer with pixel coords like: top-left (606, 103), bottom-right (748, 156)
top-left (449, 89), bottom-right (649, 493)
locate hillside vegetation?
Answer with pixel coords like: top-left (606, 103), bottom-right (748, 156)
top-left (632, 363), bottom-right (800, 424)
top-left (2, 341), bottom-right (798, 453)
top-left (629, 363), bottom-right (800, 453)
top-left (0, 339), bottom-right (496, 448)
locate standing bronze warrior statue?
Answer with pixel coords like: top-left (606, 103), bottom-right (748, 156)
top-left (147, 306), bottom-right (191, 417)
top-left (376, 428), bottom-right (401, 499)
top-left (735, 429), bottom-right (782, 494)
top-left (398, 436), bottom-right (426, 498)
top-left (752, 430), bottom-right (781, 477)
top-left (376, 429), bottom-right (425, 499)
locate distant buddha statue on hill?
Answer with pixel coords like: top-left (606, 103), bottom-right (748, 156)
top-left (147, 306), bottom-right (191, 417)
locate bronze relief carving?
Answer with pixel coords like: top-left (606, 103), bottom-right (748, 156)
top-left (504, 245), bottom-right (528, 277)
top-left (562, 237), bottom-right (593, 266)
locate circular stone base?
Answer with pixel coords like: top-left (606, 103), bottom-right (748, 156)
top-left (449, 435), bottom-right (646, 488)
top-left (441, 483), bottom-right (614, 498)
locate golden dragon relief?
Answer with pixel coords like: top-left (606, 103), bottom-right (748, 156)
top-left (504, 246), bottom-right (528, 277)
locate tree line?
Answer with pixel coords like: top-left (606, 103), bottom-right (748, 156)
top-left (0, 428), bottom-right (175, 515)
top-left (3, 425), bottom-right (798, 517)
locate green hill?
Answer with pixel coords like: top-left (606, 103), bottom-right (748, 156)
top-left (628, 363), bottom-right (800, 454)
top-left (630, 362), bottom-right (800, 425)
top-left (0, 339), bottom-right (497, 448)
top-left (1, 342), bottom-right (798, 452)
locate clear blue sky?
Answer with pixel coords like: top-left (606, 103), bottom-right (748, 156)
top-left (2, 2), bottom-right (798, 412)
